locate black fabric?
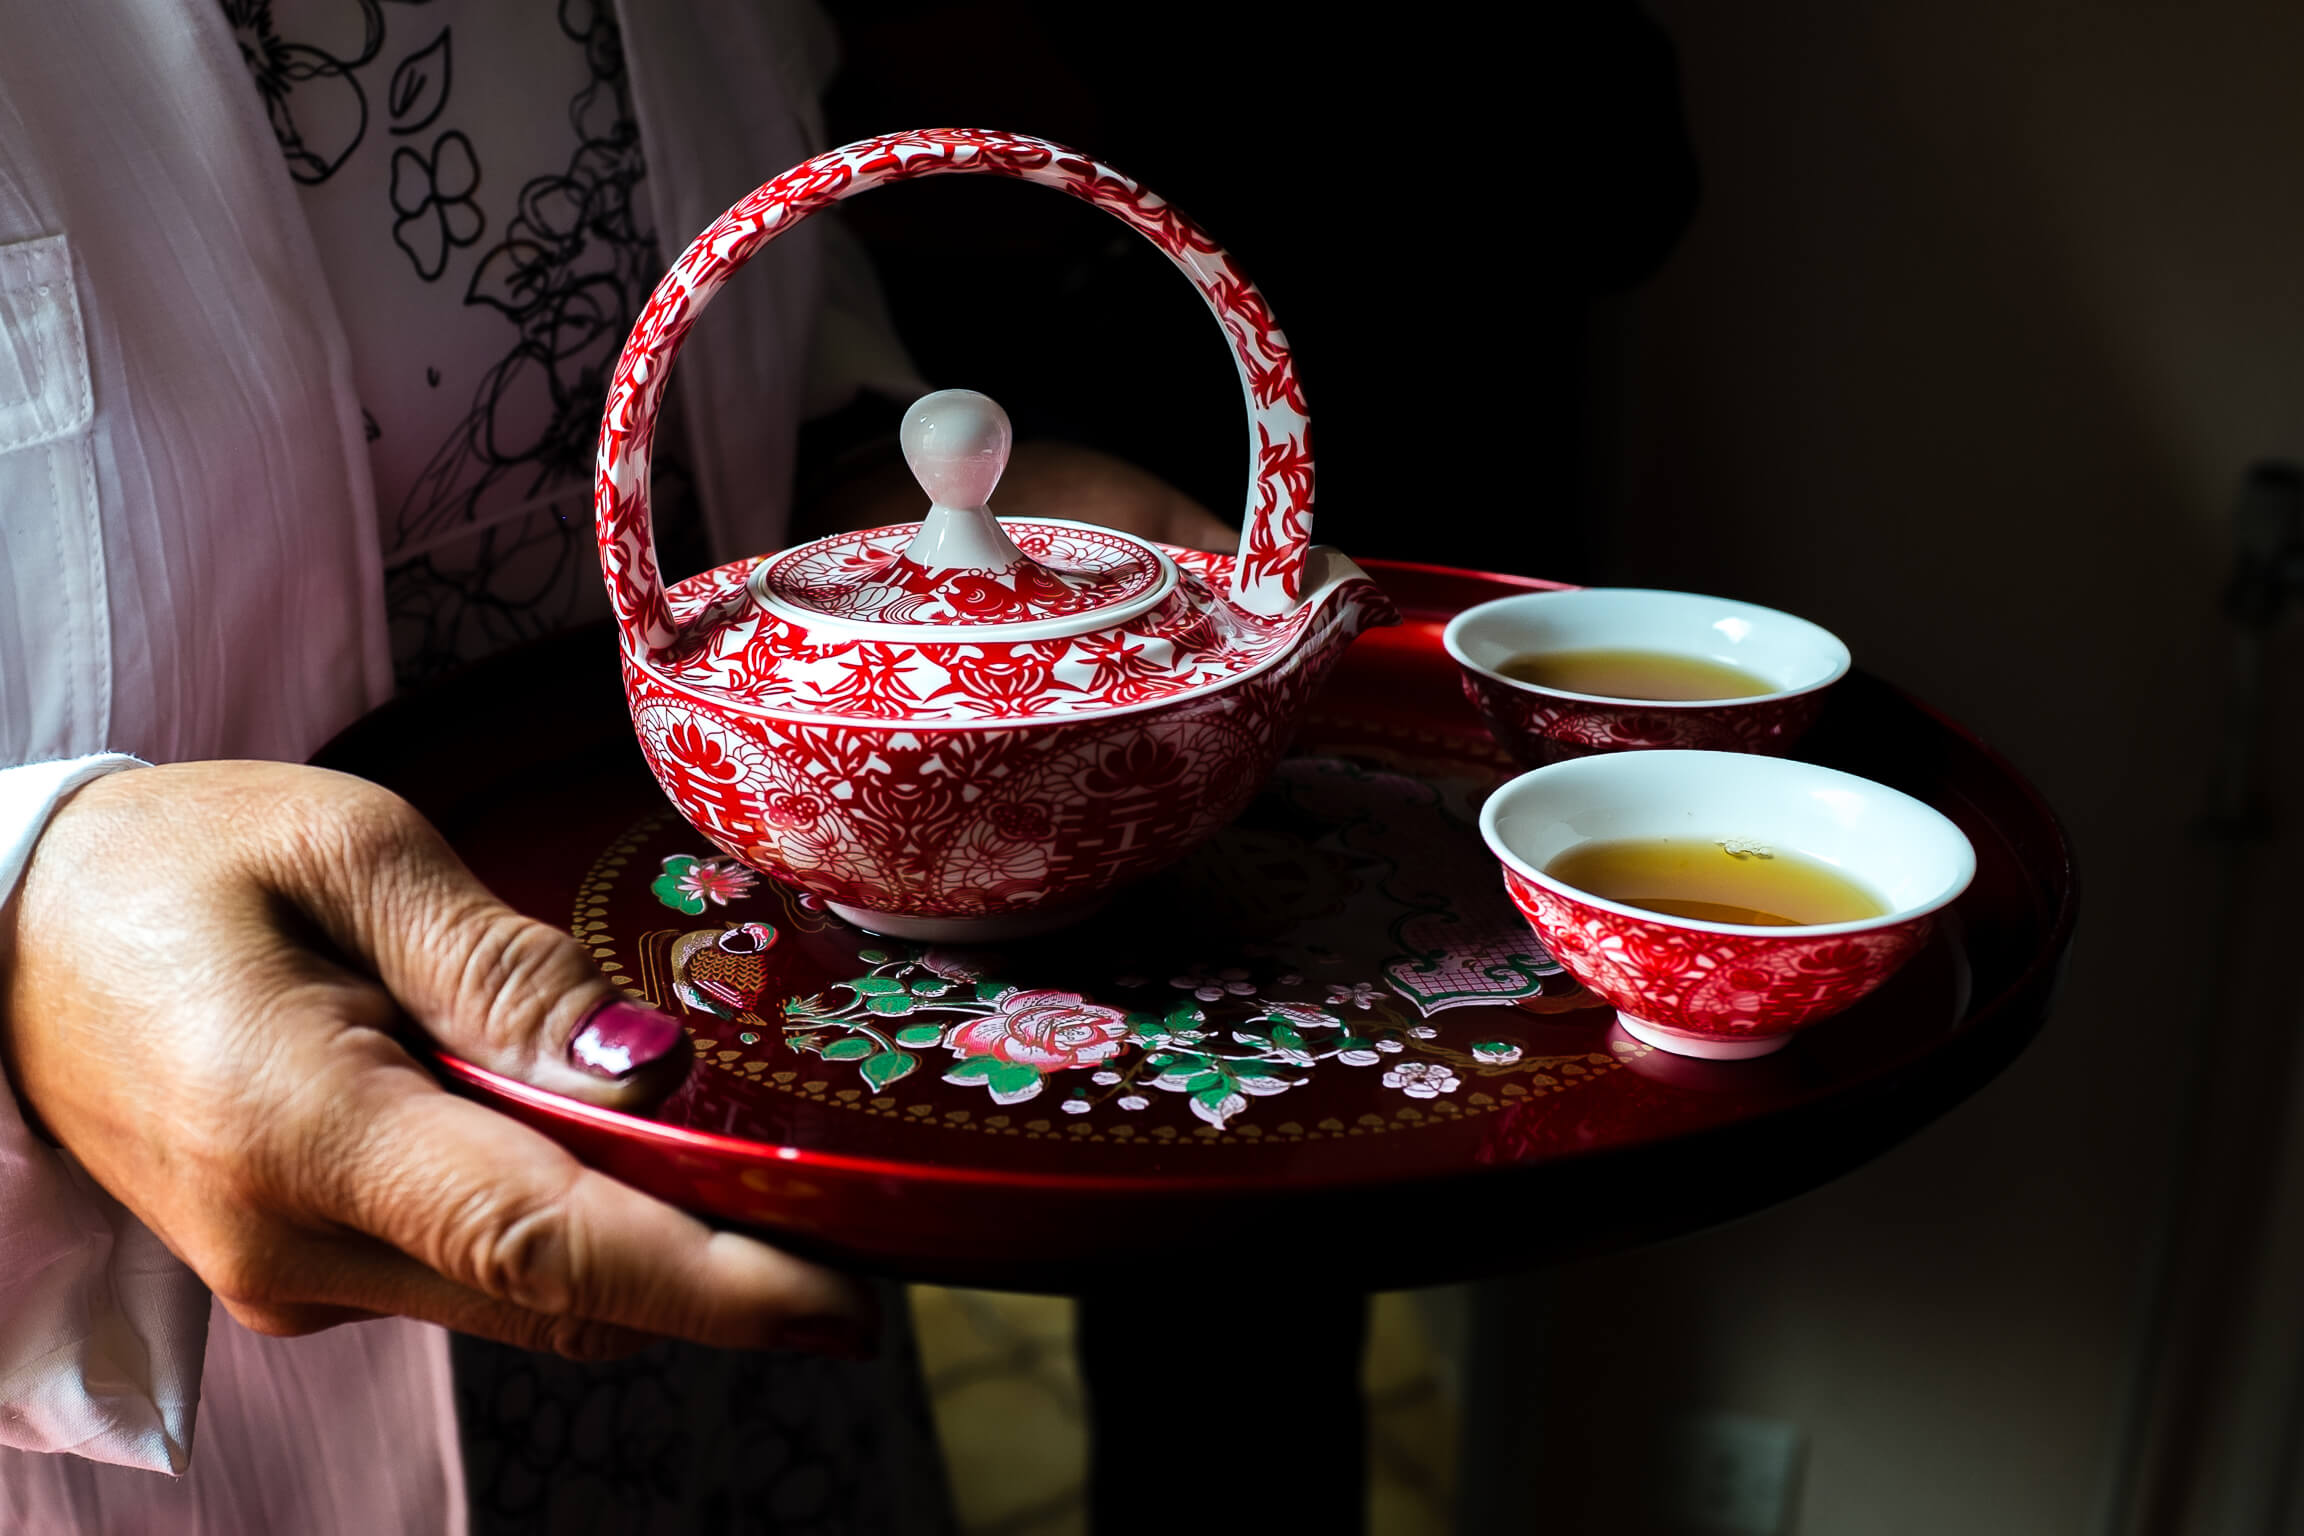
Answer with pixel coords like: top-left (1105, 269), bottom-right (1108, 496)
top-left (452, 1285), bottom-right (955, 1536)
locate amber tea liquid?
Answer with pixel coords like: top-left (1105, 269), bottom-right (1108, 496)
top-left (1497, 648), bottom-right (1776, 701)
top-left (1545, 837), bottom-right (1888, 927)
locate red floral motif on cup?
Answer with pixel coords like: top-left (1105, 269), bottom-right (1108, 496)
top-left (1499, 867), bottom-right (1930, 1045)
top-left (1459, 670), bottom-right (1828, 768)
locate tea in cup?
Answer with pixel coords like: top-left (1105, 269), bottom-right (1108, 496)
top-left (1479, 749), bottom-right (1975, 1058)
top-left (1443, 588), bottom-right (1851, 766)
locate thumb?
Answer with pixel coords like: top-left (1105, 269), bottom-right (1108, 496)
top-left (283, 773), bottom-right (692, 1111)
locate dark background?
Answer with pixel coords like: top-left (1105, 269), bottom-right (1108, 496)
top-left (818, 0), bottom-right (1696, 582)
top-left (807, 4), bottom-right (2304, 1533)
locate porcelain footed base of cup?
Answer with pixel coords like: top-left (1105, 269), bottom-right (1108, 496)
top-left (827, 896), bottom-right (1110, 943)
top-left (1618, 1014), bottom-right (1791, 1061)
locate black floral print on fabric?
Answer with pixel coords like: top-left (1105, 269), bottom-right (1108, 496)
top-left (386, 27), bottom-right (453, 136)
top-left (225, 0), bottom-right (706, 688)
top-left (392, 0), bottom-right (663, 551)
top-left (222, 0), bottom-right (385, 184)
top-left (389, 129), bottom-right (485, 279)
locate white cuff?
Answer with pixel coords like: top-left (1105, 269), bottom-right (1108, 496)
top-left (0, 754), bottom-right (212, 1473)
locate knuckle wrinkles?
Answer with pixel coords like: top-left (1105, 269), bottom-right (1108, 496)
top-left (290, 786), bottom-right (418, 877)
top-left (451, 1178), bottom-right (582, 1314)
top-left (456, 911), bottom-right (584, 1047)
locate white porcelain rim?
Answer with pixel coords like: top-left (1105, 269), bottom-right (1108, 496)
top-left (1441, 587), bottom-right (1853, 709)
top-left (1477, 748), bottom-right (1977, 938)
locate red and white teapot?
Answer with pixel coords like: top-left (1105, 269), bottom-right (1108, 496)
top-left (594, 129), bottom-right (1395, 939)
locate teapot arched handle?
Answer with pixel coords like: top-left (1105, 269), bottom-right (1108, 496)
top-left (595, 129), bottom-right (1314, 656)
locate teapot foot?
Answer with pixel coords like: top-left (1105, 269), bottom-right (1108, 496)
top-left (825, 896), bottom-right (1109, 944)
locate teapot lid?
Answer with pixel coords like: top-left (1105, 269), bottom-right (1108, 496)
top-left (752, 390), bottom-right (1176, 640)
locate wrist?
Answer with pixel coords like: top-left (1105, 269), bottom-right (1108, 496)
top-left (0, 757), bottom-right (148, 1143)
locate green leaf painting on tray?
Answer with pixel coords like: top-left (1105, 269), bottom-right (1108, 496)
top-left (687, 933), bottom-right (1589, 1131)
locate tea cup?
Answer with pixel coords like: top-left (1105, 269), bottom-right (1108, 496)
top-left (1478, 749), bottom-right (1975, 1059)
top-left (1442, 588), bottom-right (1851, 766)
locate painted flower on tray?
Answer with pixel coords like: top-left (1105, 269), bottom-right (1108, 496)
top-left (1381, 1061), bottom-right (1459, 1098)
top-left (1472, 1041), bottom-right (1525, 1066)
top-left (1324, 981), bottom-right (1384, 1010)
top-left (1170, 967), bottom-right (1256, 1002)
top-left (652, 854), bottom-right (757, 916)
top-left (947, 989), bottom-right (1130, 1071)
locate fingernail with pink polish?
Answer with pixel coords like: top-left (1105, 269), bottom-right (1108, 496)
top-left (570, 1000), bottom-right (684, 1079)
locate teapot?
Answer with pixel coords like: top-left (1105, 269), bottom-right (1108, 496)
top-left (593, 129), bottom-right (1396, 940)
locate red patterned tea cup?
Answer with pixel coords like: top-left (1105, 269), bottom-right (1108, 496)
top-left (1478, 750), bottom-right (1975, 1059)
top-left (1442, 588), bottom-right (1850, 766)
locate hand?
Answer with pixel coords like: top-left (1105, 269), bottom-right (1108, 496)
top-left (0, 762), bottom-right (872, 1360)
top-left (799, 438), bottom-right (1235, 552)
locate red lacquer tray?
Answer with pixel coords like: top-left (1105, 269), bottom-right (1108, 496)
top-left (315, 562), bottom-right (2075, 1292)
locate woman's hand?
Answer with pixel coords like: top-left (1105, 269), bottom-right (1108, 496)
top-left (800, 438), bottom-right (1234, 552)
top-left (0, 761), bottom-right (872, 1360)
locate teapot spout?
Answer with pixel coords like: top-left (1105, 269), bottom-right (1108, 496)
top-left (1294, 546), bottom-right (1401, 643)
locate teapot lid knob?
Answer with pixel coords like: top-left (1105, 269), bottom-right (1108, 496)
top-left (756, 383), bottom-right (1170, 632)
top-left (902, 389), bottom-right (1011, 512)
top-left (896, 389), bottom-right (1029, 572)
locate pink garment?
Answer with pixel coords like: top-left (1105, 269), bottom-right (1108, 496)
top-left (0, 1311), bottom-right (465, 1536)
